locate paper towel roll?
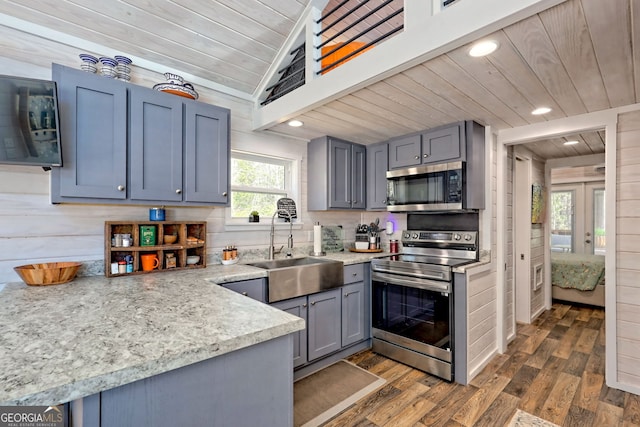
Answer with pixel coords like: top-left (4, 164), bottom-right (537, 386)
top-left (313, 223), bottom-right (322, 254)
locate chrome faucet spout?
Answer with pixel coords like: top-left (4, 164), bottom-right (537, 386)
top-left (269, 209), bottom-right (294, 260)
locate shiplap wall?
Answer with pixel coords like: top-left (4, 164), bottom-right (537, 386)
top-left (615, 110), bottom-right (640, 387)
top-left (465, 134), bottom-right (499, 381)
top-left (0, 25), bottom-right (407, 283)
top-left (530, 158), bottom-right (546, 316)
top-left (505, 147), bottom-right (515, 339)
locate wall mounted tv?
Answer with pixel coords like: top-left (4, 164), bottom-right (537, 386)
top-left (0, 75), bottom-right (62, 167)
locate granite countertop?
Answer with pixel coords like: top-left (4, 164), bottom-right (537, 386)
top-left (0, 252), bottom-right (397, 405)
top-left (0, 265), bottom-right (304, 406)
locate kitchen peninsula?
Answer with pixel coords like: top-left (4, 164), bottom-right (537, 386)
top-left (0, 264), bottom-right (303, 426)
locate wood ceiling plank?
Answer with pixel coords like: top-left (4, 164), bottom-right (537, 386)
top-left (316, 100), bottom-right (410, 138)
top-left (325, 98), bottom-right (417, 137)
top-left (538, 0), bottom-right (610, 112)
top-left (581, 0), bottom-right (635, 107)
top-left (485, 31), bottom-right (566, 121)
top-left (579, 131), bottom-right (606, 154)
top-left (445, 39), bottom-right (534, 127)
top-left (418, 56), bottom-right (520, 129)
top-left (167, 0), bottom-right (288, 47)
top-left (215, 0), bottom-right (302, 37)
top-left (503, 14), bottom-right (587, 117)
top-left (340, 91), bottom-right (427, 131)
top-left (120, 0), bottom-right (278, 62)
top-left (366, 80), bottom-right (457, 125)
top-left (357, 82), bottom-right (443, 129)
top-left (68, 0), bottom-right (271, 71)
top-left (299, 110), bottom-right (383, 143)
top-left (311, 106), bottom-right (391, 141)
top-left (0, 1), bottom-right (257, 92)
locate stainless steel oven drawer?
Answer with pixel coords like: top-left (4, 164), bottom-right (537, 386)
top-left (372, 338), bottom-right (452, 381)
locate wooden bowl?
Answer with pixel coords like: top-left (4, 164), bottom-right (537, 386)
top-left (164, 235), bottom-right (178, 244)
top-left (14, 262), bottom-right (81, 286)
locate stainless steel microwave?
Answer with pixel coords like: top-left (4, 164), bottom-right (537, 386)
top-left (386, 161), bottom-right (469, 212)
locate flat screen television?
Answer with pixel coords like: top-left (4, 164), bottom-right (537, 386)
top-left (0, 75), bottom-right (62, 167)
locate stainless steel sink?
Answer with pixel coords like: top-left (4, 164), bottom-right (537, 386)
top-left (247, 257), bottom-right (344, 302)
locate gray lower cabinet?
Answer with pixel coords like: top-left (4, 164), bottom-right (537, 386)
top-left (271, 295), bottom-right (308, 368)
top-left (271, 289), bottom-right (342, 367)
top-left (271, 263), bottom-right (369, 370)
top-left (51, 64), bottom-right (230, 206)
top-left (341, 281), bottom-right (365, 346)
top-left (71, 334), bottom-right (294, 427)
top-left (366, 142), bottom-right (388, 210)
top-left (220, 278), bottom-right (266, 303)
top-left (308, 135), bottom-right (366, 210)
top-left (307, 288), bottom-right (342, 361)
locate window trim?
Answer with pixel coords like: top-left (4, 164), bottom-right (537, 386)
top-left (225, 149), bottom-right (302, 230)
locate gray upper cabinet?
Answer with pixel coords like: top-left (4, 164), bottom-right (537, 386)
top-left (366, 142), bottom-right (388, 210)
top-left (129, 86), bottom-right (183, 202)
top-left (421, 123), bottom-right (463, 163)
top-left (184, 102), bottom-right (229, 203)
top-left (50, 64), bottom-right (230, 206)
top-left (51, 64), bottom-right (128, 200)
top-left (308, 136), bottom-right (366, 210)
top-left (388, 134), bottom-right (421, 169)
top-left (388, 122), bottom-right (465, 170)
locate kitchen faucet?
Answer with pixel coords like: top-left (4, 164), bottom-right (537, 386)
top-left (269, 209), bottom-right (293, 260)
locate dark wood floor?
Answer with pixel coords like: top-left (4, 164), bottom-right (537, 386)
top-left (322, 302), bottom-right (640, 427)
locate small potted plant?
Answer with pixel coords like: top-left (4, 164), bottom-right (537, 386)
top-left (249, 211), bottom-right (260, 222)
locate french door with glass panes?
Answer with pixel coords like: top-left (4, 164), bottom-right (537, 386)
top-left (550, 182), bottom-right (605, 255)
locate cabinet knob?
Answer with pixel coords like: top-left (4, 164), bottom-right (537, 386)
top-left (303, 303), bottom-right (307, 308)
top-left (423, 154), bottom-right (430, 158)
top-left (352, 272), bottom-right (357, 276)
top-left (222, 192), bottom-right (228, 196)
top-left (310, 301), bottom-right (316, 306)
top-left (242, 292), bottom-right (248, 296)
top-left (414, 155), bottom-right (420, 160)
top-left (344, 293), bottom-right (350, 298)
top-left (117, 185), bottom-right (125, 191)
top-left (175, 189), bottom-right (182, 194)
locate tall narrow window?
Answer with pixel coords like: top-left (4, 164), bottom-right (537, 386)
top-left (593, 188), bottom-right (605, 255)
top-left (550, 190), bottom-right (574, 253)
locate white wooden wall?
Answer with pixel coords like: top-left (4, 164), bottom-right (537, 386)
top-left (530, 158), bottom-right (546, 316)
top-left (615, 110), bottom-right (640, 387)
top-left (0, 25), bottom-right (409, 283)
top-left (505, 147), bottom-right (515, 340)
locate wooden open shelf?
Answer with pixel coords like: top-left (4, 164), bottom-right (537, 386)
top-left (104, 220), bottom-right (206, 277)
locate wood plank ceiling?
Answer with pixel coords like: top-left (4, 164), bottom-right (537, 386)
top-left (0, 0), bottom-right (633, 160)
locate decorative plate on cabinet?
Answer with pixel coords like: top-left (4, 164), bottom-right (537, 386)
top-left (152, 82), bottom-right (198, 100)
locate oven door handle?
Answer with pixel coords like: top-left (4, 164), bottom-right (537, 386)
top-left (372, 271), bottom-right (451, 293)
top-left (372, 265), bottom-right (448, 281)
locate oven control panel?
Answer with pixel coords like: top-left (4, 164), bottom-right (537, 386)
top-left (402, 230), bottom-right (477, 244)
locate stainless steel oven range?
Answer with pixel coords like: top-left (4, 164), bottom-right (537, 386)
top-left (370, 228), bottom-right (478, 381)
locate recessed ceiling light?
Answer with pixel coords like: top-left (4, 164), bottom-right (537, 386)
top-left (563, 140), bottom-right (579, 145)
top-left (287, 119), bottom-right (303, 127)
top-left (469, 40), bottom-right (498, 57)
top-left (531, 107), bottom-right (552, 115)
